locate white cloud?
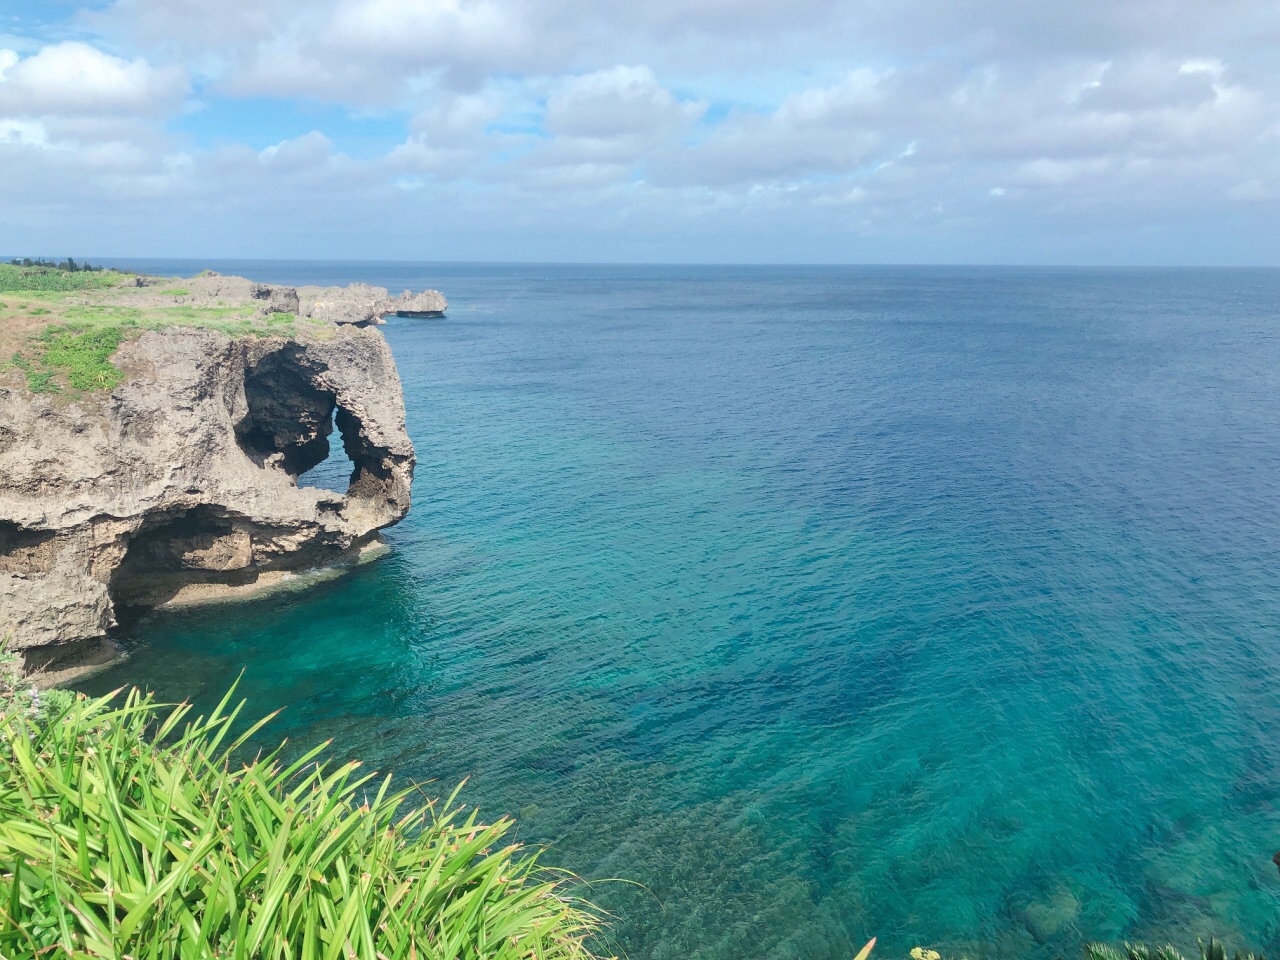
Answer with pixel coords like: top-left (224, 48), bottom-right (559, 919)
top-left (645, 69), bottom-right (897, 188)
top-left (387, 86), bottom-right (523, 179)
top-left (0, 42), bottom-right (186, 116)
top-left (546, 66), bottom-right (702, 141)
top-left (1227, 179), bottom-right (1280, 203)
top-left (1, 0), bottom-right (1278, 262)
top-left (259, 131), bottom-right (334, 171)
top-left (0, 118), bottom-right (46, 146)
top-left (1010, 157), bottom-right (1114, 187)
top-left (776, 68), bottom-right (890, 125)
top-left (1179, 58), bottom-right (1225, 79)
top-left (207, 0), bottom-right (555, 102)
top-left (325, 0), bottom-right (525, 64)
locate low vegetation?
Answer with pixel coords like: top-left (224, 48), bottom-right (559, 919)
top-left (0, 681), bottom-right (607, 959)
top-left (1, 264), bottom-right (316, 395)
top-left (0, 263), bottom-right (123, 292)
top-left (7, 312), bottom-right (279, 395)
top-left (8, 257), bottom-right (109, 272)
top-left (0, 638), bottom-right (73, 724)
top-left (22, 324), bottom-right (128, 391)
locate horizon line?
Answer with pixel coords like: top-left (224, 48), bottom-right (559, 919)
top-left (5, 255), bottom-right (1279, 271)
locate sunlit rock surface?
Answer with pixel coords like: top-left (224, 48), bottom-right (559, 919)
top-left (0, 312), bottom-right (416, 671)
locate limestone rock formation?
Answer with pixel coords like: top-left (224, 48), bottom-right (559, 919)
top-left (121, 271), bottom-right (300, 316)
top-left (394, 289), bottom-right (448, 317)
top-left (293, 284), bottom-right (449, 325)
top-left (298, 283), bottom-right (395, 326)
top-left (0, 323), bottom-right (415, 671)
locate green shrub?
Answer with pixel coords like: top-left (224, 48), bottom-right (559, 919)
top-left (0, 686), bottom-right (607, 960)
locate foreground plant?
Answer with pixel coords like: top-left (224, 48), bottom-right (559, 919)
top-left (0, 687), bottom-right (607, 959)
top-left (1086, 940), bottom-right (1265, 960)
top-left (0, 635), bottom-right (73, 722)
top-left (895, 939), bottom-right (1262, 960)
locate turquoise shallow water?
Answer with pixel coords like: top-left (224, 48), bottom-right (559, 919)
top-left (85, 263), bottom-right (1280, 959)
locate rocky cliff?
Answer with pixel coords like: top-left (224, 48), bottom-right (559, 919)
top-left (0, 279), bottom-right (422, 674)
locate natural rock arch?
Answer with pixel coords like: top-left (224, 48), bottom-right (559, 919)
top-left (0, 324), bottom-right (415, 669)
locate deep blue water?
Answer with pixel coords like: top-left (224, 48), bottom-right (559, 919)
top-left (84, 262), bottom-right (1280, 959)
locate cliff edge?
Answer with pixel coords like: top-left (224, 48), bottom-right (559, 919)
top-left (0, 268), bottom-right (425, 674)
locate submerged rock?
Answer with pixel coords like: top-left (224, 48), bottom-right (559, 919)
top-left (0, 320), bottom-right (416, 674)
top-left (1022, 887), bottom-right (1080, 941)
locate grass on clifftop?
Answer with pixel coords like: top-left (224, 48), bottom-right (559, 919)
top-left (14, 325), bottom-right (128, 391)
top-left (1, 266), bottom-right (317, 395)
top-left (0, 263), bottom-right (126, 293)
top-left (0, 683), bottom-right (609, 960)
top-left (6, 312), bottom-right (279, 395)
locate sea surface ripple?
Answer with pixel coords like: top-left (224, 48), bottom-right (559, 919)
top-left (86, 262), bottom-right (1280, 960)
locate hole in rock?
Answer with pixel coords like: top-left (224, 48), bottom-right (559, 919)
top-left (0, 520), bottom-right (57, 574)
top-left (296, 408), bottom-right (359, 494)
top-left (109, 505), bottom-right (255, 613)
top-left (234, 346), bottom-right (368, 496)
top-left (235, 346), bottom-right (336, 478)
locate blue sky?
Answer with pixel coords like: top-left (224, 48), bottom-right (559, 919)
top-left (0, 0), bottom-right (1278, 264)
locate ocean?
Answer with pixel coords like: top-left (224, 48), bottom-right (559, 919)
top-left (83, 262), bottom-right (1280, 959)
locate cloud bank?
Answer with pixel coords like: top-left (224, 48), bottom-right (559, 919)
top-left (1, 0), bottom-right (1277, 262)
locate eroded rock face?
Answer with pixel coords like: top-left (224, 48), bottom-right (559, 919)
top-left (294, 283), bottom-right (449, 325)
top-left (0, 325), bottom-right (415, 667)
top-left (394, 289), bottom-right (448, 318)
top-left (99, 273), bottom-right (302, 319)
top-left (299, 283), bottom-right (395, 326)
